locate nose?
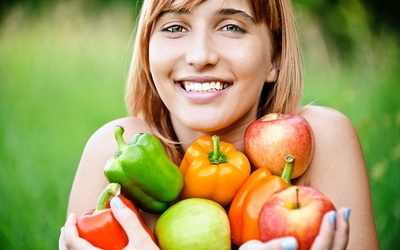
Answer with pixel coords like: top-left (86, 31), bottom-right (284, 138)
top-left (185, 31), bottom-right (219, 69)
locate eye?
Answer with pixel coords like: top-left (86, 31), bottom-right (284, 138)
top-left (163, 25), bottom-right (186, 33)
top-left (221, 24), bottom-right (245, 33)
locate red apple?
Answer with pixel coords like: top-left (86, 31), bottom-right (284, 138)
top-left (244, 113), bottom-right (314, 179)
top-left (258, 186), bottom-right (336, 250)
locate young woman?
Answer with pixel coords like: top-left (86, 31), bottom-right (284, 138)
top-left (59, 0), bottom-right (379, 249)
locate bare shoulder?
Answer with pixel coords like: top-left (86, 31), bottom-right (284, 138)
top-left (299, 105), bottom-right (356, 133)
top-left (67, 116), bottom-right (150, 216)
top-left (299, 105), bottom-right (362, 166)
top-left (88, 116), bottom-right (151, 144)
top-left (296, 105), bottom-right (365, 190)
top-left (77, 116), bottom-right (152, 186)
top-left (297, 105), bottom-right (379, 249)
top-left (81, 116), bottom-right (152, 169)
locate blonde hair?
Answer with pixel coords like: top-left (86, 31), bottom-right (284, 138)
top-left (125, 0), bottom-right (302, 163)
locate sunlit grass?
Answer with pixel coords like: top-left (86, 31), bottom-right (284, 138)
top-left (0, 2), bottom-right (134, 248)
top-left (298, 8), bottom-right (400, 249)
top-left (0, 1), bottom-right (398, 249)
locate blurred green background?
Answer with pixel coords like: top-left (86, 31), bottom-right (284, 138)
top-left (0, 0), bottom-right (399, 249)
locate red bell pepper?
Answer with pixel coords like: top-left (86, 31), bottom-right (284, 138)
top-left (76, 183), bottom-right (156, 249)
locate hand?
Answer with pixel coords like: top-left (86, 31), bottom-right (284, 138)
top-left (110, 196), bottom-right (159, 250)
top-left (239, 237), bottom-right (298, 250)
top-left (311, 208), bottom-right (350, 250)
top-left (59, 213), bottom-right (100, 250)
top-left (59, 197), bottom-right (159, 250)
top-left (239, 208), bottom-right (350, 250)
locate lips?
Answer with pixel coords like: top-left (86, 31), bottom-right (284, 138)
top-left (182, 81), bottom-right (231, 92)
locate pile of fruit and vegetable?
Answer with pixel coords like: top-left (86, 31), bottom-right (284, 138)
top-left (76, 113), bottom-right (336, 250)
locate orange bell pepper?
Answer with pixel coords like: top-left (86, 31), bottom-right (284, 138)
top-left (179, 135), bottom-right (251, 206)
top-left (228, 155), bottom-right (294, 246)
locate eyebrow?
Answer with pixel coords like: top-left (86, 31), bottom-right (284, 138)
top-left (159, 8), bottom-right (190, 17)
top-left (159, 8), bottom-right (255, 24)
top-left (217, 8), bottom-right (256, 24)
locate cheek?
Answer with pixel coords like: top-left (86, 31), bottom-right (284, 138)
top-left (225, 41), bottom-right (274, 82)
top-left (148, 39), bottom-right (181, 103)
top-left (149, 43), bottom-right (162, 78)
top-left (149, 38), bottom-right (176, 79)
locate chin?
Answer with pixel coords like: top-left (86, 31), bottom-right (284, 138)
top-left (175, 114), bottom-right (224, 131)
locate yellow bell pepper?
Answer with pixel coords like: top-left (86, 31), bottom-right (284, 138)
top-left (179, 135), bottom-right (251, 206)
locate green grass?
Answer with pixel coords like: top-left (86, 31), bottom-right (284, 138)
top-left (298, 9), bottom-right (400, 249)
top-left (0, 2), bottom-right (399, 249)
top-left (0, 2), bottom-right (132, 248)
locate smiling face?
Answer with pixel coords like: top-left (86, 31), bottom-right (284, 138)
top-left (149, 0), bottom-right (278, 137)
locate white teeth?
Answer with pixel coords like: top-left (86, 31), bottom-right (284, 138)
top-left (183, 81), bottom-right (229, 92)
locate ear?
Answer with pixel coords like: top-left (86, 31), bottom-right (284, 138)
top-left (265, 52), bottom-right (280, 83)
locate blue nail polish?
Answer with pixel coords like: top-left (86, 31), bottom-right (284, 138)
top-left (344, 208), bottom-right (352, 221)
top-left (329, 211), bottom-right (336, 225)
top-left (112, 196), bottom-right (125, 208)
top-left (281, 237), bottom-right (298, 250)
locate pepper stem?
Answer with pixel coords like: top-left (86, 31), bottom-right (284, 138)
top-left (281, 154), bottom-right (295, 185)
top-left (208, 135), bottom-right (228, 164)
top-left (93, 183), bottom-right (121, 214)
top-left (114, 125), bottom-right (129, 156)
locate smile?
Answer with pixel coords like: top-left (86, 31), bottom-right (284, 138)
top-left (183, 81), bottom-right (230, 92)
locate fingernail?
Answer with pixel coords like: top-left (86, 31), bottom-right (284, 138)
top-left (344, 208), bottom-right (352, 221)
top-left (281, 237), bottom-right (298, 250)
top-left (111, 196), bottom-right (125, 208)
top-left (329, 211), bottom-right (337, 225)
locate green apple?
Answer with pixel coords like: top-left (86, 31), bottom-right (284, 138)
top-left (154, 198), bottom-right (231, 250)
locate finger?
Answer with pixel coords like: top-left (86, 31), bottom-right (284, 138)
top-left (110, 196), bottom-right (158, 250)
top-left (62, 213), bottom-right (100, 250)
top-left (310, 210), bottom-right (336, 250)
top-left (331, 208), bottom-right (350, 250)
top-left (239, 237), bottom-right (298, 250)
top-left (66, 213), bottom-right (78, 226)
top-left (63, 213), bottom-right (80, 247)
top-left (59, 227), bottom-right (67, 250)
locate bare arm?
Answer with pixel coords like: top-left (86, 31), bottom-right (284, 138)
top-left (67, 117), bottom-right (151, 217)
top-left (297, 105), bottom-right (379, 250)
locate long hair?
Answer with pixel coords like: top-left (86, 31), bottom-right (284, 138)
top-left (125, 0), bottom-right (302, 163)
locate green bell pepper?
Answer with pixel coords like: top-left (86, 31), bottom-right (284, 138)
top-left (104, 125), bottom-right (184, 213)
